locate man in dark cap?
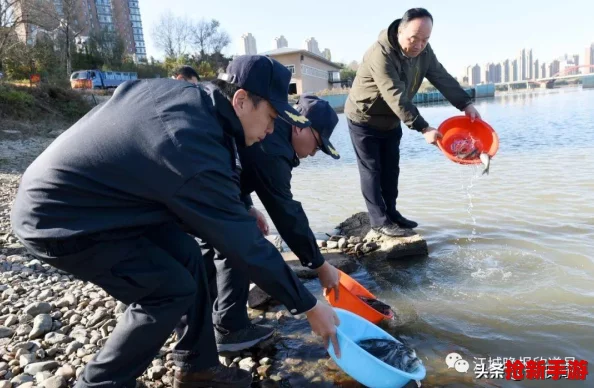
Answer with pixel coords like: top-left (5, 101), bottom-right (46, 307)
top-left (11, 55), bottom-right (340, 388)
top-left (200, 93), bottom-right (342, 352)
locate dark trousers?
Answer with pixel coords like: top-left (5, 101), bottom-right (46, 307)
top-left (348, 119), bottom-right (403, 228)
top-left (22, 223), bottom-right (218, 388)
top-left (199, 239), bottom-right (250, 332)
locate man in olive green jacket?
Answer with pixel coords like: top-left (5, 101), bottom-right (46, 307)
top-left (345, 8), bottom-right (481, 237)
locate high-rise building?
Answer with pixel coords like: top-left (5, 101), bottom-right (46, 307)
top-left (511, 59), bottom-right (518, 82)
top-left (533, 59), bottom-right (540, 79)
top-left (322, 48), bottom-right (331, 61)
top-left (469, 64), bottom-right (481, 85)
top-left (273, 35), bottom-right (288, 49)
top-left (14, 0), bottom-right (147, 62)
top-left (500, 60), bottom-right (510, 82)
top-left (303, 37), bottom-right (320, 55)
top-left (549, 60), bottom-right (560, 77)
top-left (481, 63), bottom-right (490, 84)
top-left (527, 49), bottom-right (533, 79)
top-left (517, 49), bottom-right (526, 80)
top-left (584, 43), bottom-right (594, 74)
top-left (541, 62), bottom-right (548, 78)
top-left (240, 33), bottom-right (257, 55)
top-left (126, 1), bottom-right (146, 62)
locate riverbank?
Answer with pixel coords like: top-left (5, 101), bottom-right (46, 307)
top-left (0, 133), bottom-right (429, 387)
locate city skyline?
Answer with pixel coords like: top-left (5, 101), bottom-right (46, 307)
top-left (138, 0), bottom-right (594, 74)
top-left (462, 43), bottom-right (594, 85)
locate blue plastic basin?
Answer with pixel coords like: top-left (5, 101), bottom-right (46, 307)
top-left (327, 308), bottom-right (426, 388)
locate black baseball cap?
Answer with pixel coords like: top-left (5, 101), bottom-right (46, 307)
top-left (218, 55), bottom-right (311, 128)
top-left (295, 94), bottom-right (340, 159)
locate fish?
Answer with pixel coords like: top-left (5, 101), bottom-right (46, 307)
top-left (356, 338), bottom-right (423, 373)
top-left (479, 152), bottom-right (491, 175)
top-left (457, 148), bottom-right (479, 160)
top-left (358, 296), bottom-right (392, 316)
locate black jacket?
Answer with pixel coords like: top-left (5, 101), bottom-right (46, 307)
top-left (239, 119), bottom-right (325, 270)
top-left (10, 79), bottom-right (317, 314)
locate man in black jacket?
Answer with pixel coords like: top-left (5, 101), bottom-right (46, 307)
top-left (11, 55), bottom-right (340, 388)
top-left (200, 94), bottom-right (342, 352)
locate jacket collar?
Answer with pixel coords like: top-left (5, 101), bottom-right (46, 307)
top-left (203, 82), bottom-right (246, 148)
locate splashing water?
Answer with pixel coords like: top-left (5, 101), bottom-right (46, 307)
top-left (459, 165), bottom-right (482, 241)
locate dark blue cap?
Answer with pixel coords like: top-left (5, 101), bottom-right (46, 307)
top-left (218, 55), bottom-right (311, 128)
top-left (295, 94), bottom-right (340, 159)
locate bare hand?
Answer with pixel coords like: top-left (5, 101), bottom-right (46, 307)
top-left (316, 262), bottom-right (340, 300)
top-left (305, 302), bottom-right (341, 358)
top-left (464, 104), bottom-right (482, 122)
top-left (248, 207), bottom-right (269, 236)
top-left (422, 127), bottom-right (442, 145)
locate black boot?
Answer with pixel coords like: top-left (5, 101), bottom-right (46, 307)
top-left (390, 210), bottom-right (418, 229)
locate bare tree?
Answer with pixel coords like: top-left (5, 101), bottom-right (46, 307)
top-left (151, 10), bottom-right (192, 59)
top-left (0, 0), bottom-right (28, 67)
top-left (193, 18), bottom-right (220, 59)
top-left (28, 0), bottom-right (87, 76)
top-left (210, 30), bottom-right (230, 55)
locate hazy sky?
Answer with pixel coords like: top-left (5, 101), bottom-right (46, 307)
top-left (139, 0), bottom-right (593, 76)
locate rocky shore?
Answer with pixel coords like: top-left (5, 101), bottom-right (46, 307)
top-left (1, 134), bottom-right (428, 387)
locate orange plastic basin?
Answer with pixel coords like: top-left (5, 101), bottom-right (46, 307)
top-left (436, 116), bottom-right (499, 165)
top-left (324, 270), bottom-right (393, 324)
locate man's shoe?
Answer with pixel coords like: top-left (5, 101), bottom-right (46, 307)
top-left (174, 363), bottom-right (251, 388)
top-left (215, 323), bottom-right (275, 352)
top-left (390, 211), bottom-right (418, 229)
top-left (372, 224), bottom-right (407, 237)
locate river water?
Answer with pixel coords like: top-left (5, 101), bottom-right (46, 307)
top-left (252, 87), bottom-right (594, 387)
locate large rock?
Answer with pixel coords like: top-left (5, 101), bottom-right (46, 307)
top-left (336, 212), bottom-right (428, 260)
top-left (247, 284), bottom-right (272, 309)
top-left (282, 252), bottom-right (359, 279)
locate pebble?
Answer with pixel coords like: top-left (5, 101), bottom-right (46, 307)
top-left (0, 326), bottom-right (14, 338)
top-left (0, 155), bottom-right (325, 388)
top-left (30, 313), bottom-right (53, 339)
top-left (239, 357), bottom-right (257, 372)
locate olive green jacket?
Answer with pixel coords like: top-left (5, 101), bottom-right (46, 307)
top-left (345, 19), bottom-right (473, 132)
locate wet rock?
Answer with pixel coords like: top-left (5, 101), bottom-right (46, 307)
top-left (247, 284), bottom-right (273, 309)
top-left (326, 241), bottom-right (338, 249)
top-left (283, 252), bottom-right (359, 279)
top-left (239, 357), bottom-right (257, 372)
top-left (257, 364), bottom-right (272, 378)
top-left (0, 381), bottom-right (10, 388)
top-left (147, 365), bottom-right (167, 380)
top-left (337, 212), bottom-right (428, 259)
top-left (265, 235), bottom-right (284, 252)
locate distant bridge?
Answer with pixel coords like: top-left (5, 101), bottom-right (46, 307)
top-left (496, 65), bottom-right (594, 89)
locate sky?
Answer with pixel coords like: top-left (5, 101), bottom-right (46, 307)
top-left (139, 0), bottom-right (594, 77)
